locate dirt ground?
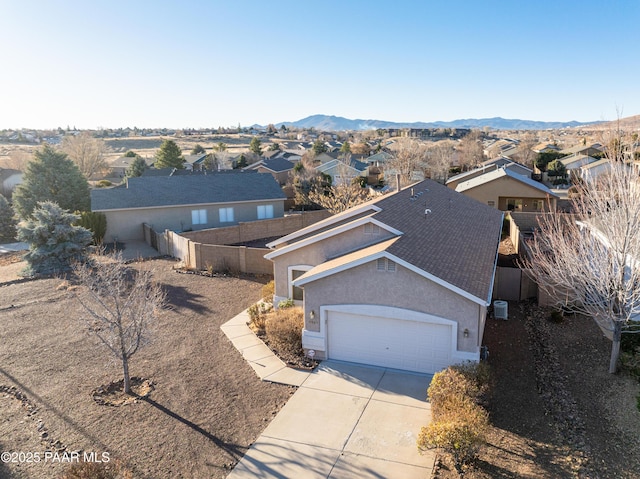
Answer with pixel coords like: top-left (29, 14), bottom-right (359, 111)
top-left (0, 258), bottom-right (294, 479)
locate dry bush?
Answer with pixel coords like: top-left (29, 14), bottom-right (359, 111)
top-left (265, 307), bottom-right (304, 357)
top-left (450, 361), bottom-right (491, 398)
top-left (248, 302), bottom-right (272, 332)
top-left (60, 461), bottom-right (134, 479)
top-left (428, 368), bottom-right (481, 412)
top-left (261, 280), bottom-right (274, 303)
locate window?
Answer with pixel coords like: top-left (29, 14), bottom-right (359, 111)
top-left (257, 204), bottom-right (274, 219)
top-left (191, 209), bottom-right (207, 225)
top-left (219, 207), bottom-right (234, 223)
top-left (364, 223), bottom-right (380, 235)
top-left (532, 199), bottom-right (543, 212)
top-left (506, 198), bottom-right (523, 211)
top-left (288, 265), bottom-right (312, 302)
top-left (376, 258), bottom-right (396, 272)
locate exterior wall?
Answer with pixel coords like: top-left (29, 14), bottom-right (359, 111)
top-left (270, 224), bottom-right (397, 298)
top-left (101, 199), bottom-right (285, 241)
top-left (301, 261), bottom-right (484, 357)
top-left (461, 177), bottom-right (556, 212)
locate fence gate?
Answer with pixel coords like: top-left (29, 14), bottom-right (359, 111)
top-left (494, 267), bottom-right (522, 301)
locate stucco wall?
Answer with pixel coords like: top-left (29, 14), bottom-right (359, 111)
top-left (461, 177), bottom-right (556, 212)
top-left (270, 224), bottom-right (397, 298)
top-left (301, 260), bottom-right (483, 354)
top-left (101, 199), bottom-right (285, 241)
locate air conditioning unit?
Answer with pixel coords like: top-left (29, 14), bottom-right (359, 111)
top-left (494, 300), bottom-right (508, 320)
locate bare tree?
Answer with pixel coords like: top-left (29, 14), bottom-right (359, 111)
top-left (61, 132), bottom-right (107, 179)
top-left (308, 164), bottom-right (372, 214)
top-left (71, 253), bottom-right (166, 393)
top-left (457, 130), bottom-right (485, 170)
top-left (511, 132), bottom-right (538, 168)
top-left (0, 149), bottom-right (32, 170)
top-left (387, 137), bottom-right (429, 187)
top-left (426, 139), bottom-right (456, 183)
top-left (523, 162), bottom-right (640, 373)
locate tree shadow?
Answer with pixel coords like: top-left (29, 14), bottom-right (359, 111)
top-left (158, 282), bottom-right (212, 314)
top-left (140, 396), bottom-right (245, 464)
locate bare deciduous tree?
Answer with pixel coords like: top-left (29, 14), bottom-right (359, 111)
top-left (308, 181), bottom-right (372, 214)
top-left (457, 130), bottom-right (485, 170)
top-left (523, 162), bottom-right (640, 373)
top-left (426, 139), bottom-right (456, 183)
top-left (0, 149), bottom-right (32, 171)
top-left (61, 132), bottom-right (108, 179)
top-left (387, 138), bottom-right (429, 187)
top-left (511, 132), bottom-right (538, 168)
top-left (72, 253), bottom-right (166, 393)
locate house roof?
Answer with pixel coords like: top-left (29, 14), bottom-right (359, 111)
top-left (184, 153), bottom-right (207, 165)
top-left (455, 167), bottom-right (559, 197)
top-left (580, 158), bottom-right (610, 170)
top-left (270, 179), bottom-right (504, 304)
top-left (91, 171), bottom-right (286, 211)
top-left (316, 158), bottom-right (368, 174)
top-left (559, 143), bottom-right (603, 155)
top-left (246, 156), bottom-right (295, 173)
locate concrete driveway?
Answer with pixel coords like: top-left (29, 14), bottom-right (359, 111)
top-left (228, 360), bottom-right (435, 479)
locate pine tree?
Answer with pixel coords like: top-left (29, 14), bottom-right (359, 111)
top-left (154, 139), bottom-right (184, 169)
top-left (126, 156), bottom-right (148, 178)
top-left (12, 144), bottom-right (90, 220)
top-left (0, 195), bottom-right (16, 241)
top-left (17, 201), bottom-right (92, 276)
top-left (249, 137), bottom-right (262, 156)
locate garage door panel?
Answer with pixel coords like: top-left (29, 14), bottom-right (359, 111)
top-left (327, 310), bottom-right (453, 375)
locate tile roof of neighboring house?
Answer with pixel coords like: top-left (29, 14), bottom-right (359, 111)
top-left (91, 171), bottom-right (286, 211)
top-left (271, 179), bottom-right (503, 304)
top-left (455, 167), bottom-right (559, 197)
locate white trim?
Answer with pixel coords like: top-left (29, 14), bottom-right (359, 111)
top-left (264, 216), bottom-right (402, 260)
top-left (294, 250), bottom-right (486, 306)
top-left (265, 204), bottom-right (383, 248)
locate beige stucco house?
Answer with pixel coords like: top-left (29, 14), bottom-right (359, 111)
top-left (454, 167), bottom-right (558, 212)
top-left (91, 171), bottom-right (286, 241)
top-left (264, 179), bottom-right (503, 374)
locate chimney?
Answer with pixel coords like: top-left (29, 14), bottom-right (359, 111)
top-left (396, 173), bottom-right (401, 192)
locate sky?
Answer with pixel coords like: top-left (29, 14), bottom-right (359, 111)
top-left (1, 0), bottom-right (639, 130)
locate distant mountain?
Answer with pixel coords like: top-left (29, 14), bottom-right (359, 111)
top-left (274, 114), bottom-right (599, 131)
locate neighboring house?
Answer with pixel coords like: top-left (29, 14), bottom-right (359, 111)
top-left (243, 156), bottom-right (296, 185)
top-left (264, 179), bottom-right (503, 374)
top-left (0, 168), bottom-right (23, 197)
top-left (315, 158), bottom-right (368, 185)
top-left (91, 171), bottom-right (286, 241)
top-left (455, 167), bottom-right (558, 212)
top-left (184, 153), bottom-right (207, 170)
top-left (366, 151), bottom-right (393, 168)
top-left (533, 143), bottom-right (561, 154)
top-left (560, 143), bottom-right (603, 157)
top-left (580, 158), bottom-right (611, 182)
top-left (560, 153), bottom-right (598, 171)
top-left (446, 160), bottom-right (532, 190)
top-left (107, 156), bottom-right (154, 178)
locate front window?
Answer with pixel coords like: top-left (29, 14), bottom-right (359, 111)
top-left (257, 204), bottom-right (274, 219)
top-left (192, 209), bottom-right (207, 225)
top-left (219, 207), bottom-right (234, 223)
top-left (506, 198), bottom-right (523, 211)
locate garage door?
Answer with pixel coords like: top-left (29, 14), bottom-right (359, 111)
top-left (327, 310), bottom-right (453, 374)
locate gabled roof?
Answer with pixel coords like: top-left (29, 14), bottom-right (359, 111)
top-left (560, 154), bottom-right (597, 168)
top-left (316, 158), bottom-right (368, 174)
top-left (366, 151), bottom-right (393, 163)
top-left (560, 143), bottom-right (603, 155)
top-left (268, 180), bottom-right (504, 304)
top-left (446, 160), bottom-right (531, 185)
top-left (184, 153), bottom-right (207, 165)
top-left (255, 156), bottom-right (296, 173)
top-left (455, 167), bottom-right (558, 197)
top-left (92, 171), bottom-right (286, 211)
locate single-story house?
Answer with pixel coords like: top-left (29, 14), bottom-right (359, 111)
top-left (560, 153), bottom-right (598, 171)
top-left (0, 168), bottom-right (23, 197)
top-left (316, 158), bottom-right (368, 185)
top-left (264, 179), bottom-right (503, 374)
top-left (91, 171), bottom-right (286, 241)
top-left (446, 160), bottom-right (533, 190)
top-left (243, 156), bottom-right (296, 185)
top-left (107, 156), bottom-right (154, 178)
top-left (184, 153), bottom-right (207, 170)
top-left (559, 143), bottom-right (603, 157)
top-left (579, 158), bottom-right (611, 182)
top-left (454, 167), bottom-right (558, 212)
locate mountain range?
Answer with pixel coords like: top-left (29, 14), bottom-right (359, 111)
top-left (274, 114), bottom-right (600, 131)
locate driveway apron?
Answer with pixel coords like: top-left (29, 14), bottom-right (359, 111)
top-left (227, 360), bottom-right (435, 479)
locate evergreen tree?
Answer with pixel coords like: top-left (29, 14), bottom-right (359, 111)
top-left (191, 144), bottom-right (206, 155)
top-left (17, 201), bottom-right (92, 276)
top-left (312, 139), bottom-right (328, 155)
top-left (126, 156), bottom-right (148, 178)
top-left (154, 139), bottom-right (184, 169)
top-left (12, 144), bottom-right (90, 220)
top-left (249, 136), bottom-right (262, 156)
top-left (124, 150), bottom-right (138, 157)
top-left (0, 195), bottom-right (17, 241)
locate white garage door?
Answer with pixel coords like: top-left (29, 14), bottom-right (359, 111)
top-left (327, 310), bottom-right (453, 374)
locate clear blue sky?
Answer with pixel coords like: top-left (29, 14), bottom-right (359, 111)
top-left (1, 0), bottom-right (638, 129)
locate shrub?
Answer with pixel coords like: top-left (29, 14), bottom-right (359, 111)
top-left (96, 180), bottom-right (113, 188)
top-left (265, 306), bottom-right (304, 357)
top-left (262, 280), bottom-right (274, 303)
top-left (450, 361), bottom-right (490, 398)
top-left (619, 347), bottom-right (640, 379)
top-left (76, 211), bottom-right (107, 244)
top-left (418, 398), bottom-right (489, 475)
top-left (248, 302), bottom-right (271, 332)
top-left (277, 298), bottom-right (295, 309)
top-left (428, 368), bottom-right (481, 412)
